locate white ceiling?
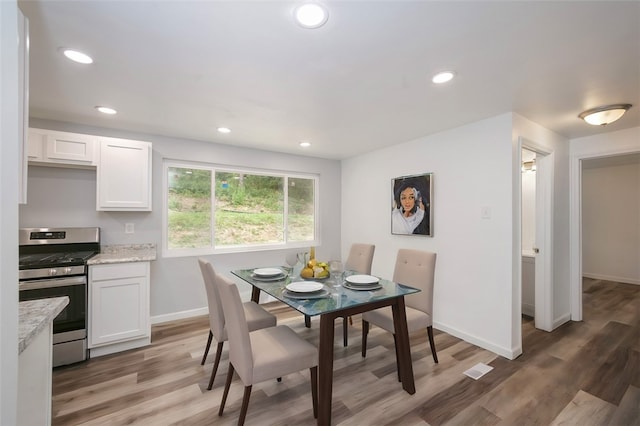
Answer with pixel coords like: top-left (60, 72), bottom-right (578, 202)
top-left (19, 1), bottom-right (640, 160)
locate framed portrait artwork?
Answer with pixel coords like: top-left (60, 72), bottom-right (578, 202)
top-left (391, 173), bottom-right (433, 236)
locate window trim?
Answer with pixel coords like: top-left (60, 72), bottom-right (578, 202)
top-left (162, 159), bottom-right (319, 258)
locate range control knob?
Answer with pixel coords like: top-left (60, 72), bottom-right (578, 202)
top-left (64, 267), bottom-right (72, 274)
top-left (50, 268), bottom-right (58, 276)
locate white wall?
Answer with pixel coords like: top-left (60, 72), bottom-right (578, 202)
top-left (582, 160), bottom-right (640, 284)
top-left (1, 0), bottom-right (20, 422)
top-left (569, 126), bottom-right (640, 320)
top-left (21, 118), bottom-right (342, 322)
top-left (521, 168), bottom-right (536, 255)
top-left (343, 114), bottom-right (518, 357)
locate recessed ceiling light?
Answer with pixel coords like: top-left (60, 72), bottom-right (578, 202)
top-left (300, 141), bottom-right (311, 148)
top-left (294, 3), bottom-right (329, 29)
top-left (217, 127), bottom-right (231, 134)
top-left (61, 48), bottom-right (93, 64)
top-left (432, 71), bottom-right (455, 84)
top-left (95, 106), bottom-right (117, 115)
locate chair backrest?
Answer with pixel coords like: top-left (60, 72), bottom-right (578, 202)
top-left (392, 249), bottom-right (436, 314)
top-left (345, 243), bottom-right (375, 274)
top-left (216, 274), bottom-right (254, 384)
top-left (197, 258), bottom-right (226, 341)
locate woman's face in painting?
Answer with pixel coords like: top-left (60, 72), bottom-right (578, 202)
top-left (400, 187), bottom-right (416, 216)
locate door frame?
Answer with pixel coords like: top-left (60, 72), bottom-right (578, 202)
top-left (569, 144), bottom-right (640, 321)
top-left (519, 137), bottom-right (554, 331)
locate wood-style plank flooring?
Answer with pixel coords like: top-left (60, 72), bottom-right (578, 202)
top-left (51, 278), bottom-right (640, 425)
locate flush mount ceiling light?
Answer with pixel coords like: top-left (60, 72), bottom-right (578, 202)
top-left (217, 127), bottom-right (231, 134)
top-left (61, 48), bottom-right (93, 64)
top-left (432, 71), bottom-right (455, 84)
top-left (578, 104), bottom-right (632, 126)
top-left (95, 106), bottom-right (117, 115)
top-left (299, 141), bottom-right (311, 148)
top-left (294, 3), bottom-right (329, 29)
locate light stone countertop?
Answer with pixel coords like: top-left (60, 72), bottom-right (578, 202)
top-left (87, 243), bottom-right (157, 265)
top-left (19, 297), bottom-right (69, 354)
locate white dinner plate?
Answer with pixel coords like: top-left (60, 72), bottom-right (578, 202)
top-left (286, 281), bottom-right (324, 293)
top-left (253, 267), bottom-right (284, 277)
top-left (345, 274), bottom-right (380, 285)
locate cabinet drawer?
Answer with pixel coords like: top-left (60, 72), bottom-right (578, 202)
top-left (91, 262), bottom-right (148, 281)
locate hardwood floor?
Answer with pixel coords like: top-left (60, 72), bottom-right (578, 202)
top-left (51, 278), bottom-right (640, 425)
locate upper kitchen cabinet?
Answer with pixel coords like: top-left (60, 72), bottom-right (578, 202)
top-left (28, 128), bottom-right (97, 167)
top-left (97, 137), bottom-right (152, 211)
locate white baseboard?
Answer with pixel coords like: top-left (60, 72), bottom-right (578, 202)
top-left (583, 272), bottom-right (639, 285)
top-left (151, 307), bottom-right (208, 325)
top-left (433, 321), bottom-right (521, 360)
top-left (522, 303), bottom-right (535, 317)
top-left (552, 312), bottom-right (571, 330)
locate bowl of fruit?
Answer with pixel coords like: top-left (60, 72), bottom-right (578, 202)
top-left (300, 259), bottom-right (330, 280)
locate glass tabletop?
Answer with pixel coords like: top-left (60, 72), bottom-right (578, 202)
top-left (231, 267), bottom-right (420, 317)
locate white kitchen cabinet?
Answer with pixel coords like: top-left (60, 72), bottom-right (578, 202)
top-left (28, 128), bottom-right (97, 167)
top-left (88, 262), bottom-right (150, 357)
top-left (97, 137), bottom-right (152, 211)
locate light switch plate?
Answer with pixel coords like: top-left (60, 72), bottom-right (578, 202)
top-left (125, 223), bottom-right (135, 234)
top-left (481, 206), bottom-right (491, 219)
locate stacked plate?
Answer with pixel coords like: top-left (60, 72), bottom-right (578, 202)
top-left (343, 274), bottom-right (382, 291)
top-left (251, 268), bottom-right (287, 282)
top-left (283, 281), bottom-right (329, 299)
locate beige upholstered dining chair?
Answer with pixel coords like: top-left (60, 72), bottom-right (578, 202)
top-left (198, 258), bottom-right (276, 390)
top-left (341, 243), bottom-right (376, 346)
top-left (217, 274), bottom-right (318, 426)
top-left (361, 249), bottom-right (438, 373)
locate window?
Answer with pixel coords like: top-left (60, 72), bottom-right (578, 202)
top-left (164, 161), bottom-right (317, 256)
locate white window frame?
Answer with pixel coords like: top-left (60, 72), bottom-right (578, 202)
top-left (162, 159), bottom-right (319, 258)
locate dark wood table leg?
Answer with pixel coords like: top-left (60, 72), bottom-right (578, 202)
top-left (391, 297), bottom-right (416, 394)
top-left (305, 314), bottom-right (311, 328)
top-left (318, 314), bottom-right (335, 426)
top-left (250, 287), bottom-right (261, 303)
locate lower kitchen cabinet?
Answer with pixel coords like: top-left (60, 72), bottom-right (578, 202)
top-left (88, 262), bottom-right (150, 357)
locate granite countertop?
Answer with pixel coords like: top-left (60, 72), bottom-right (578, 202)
top-left (87, 243), bottom-right (157, 265)
top-left (19, 297), bottom-right (69, 354)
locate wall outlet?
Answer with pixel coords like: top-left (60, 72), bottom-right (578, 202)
top-left (125, 223), bottom-right (135, 234)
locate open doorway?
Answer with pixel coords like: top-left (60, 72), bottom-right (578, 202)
top-left (519, 138), bottom-right (554, 332)
top-left (521, 148), bottom-right (536, 319)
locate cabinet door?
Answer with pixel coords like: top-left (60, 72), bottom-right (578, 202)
top-left (97, 138), bottom-right (152, 211)
top-left (46, 131), bottom-right (96, 164)
top-left (89, 264), bottom-right (150, 347)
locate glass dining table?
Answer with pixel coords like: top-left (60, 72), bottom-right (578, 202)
top-left (231, 267), bottom-right (420, 426)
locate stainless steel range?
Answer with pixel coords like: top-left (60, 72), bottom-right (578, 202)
top-left (19, 227), bottom-right (100, 367)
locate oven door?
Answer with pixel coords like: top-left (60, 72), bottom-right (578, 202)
top-left (19, 275), bottom-right (87, 335)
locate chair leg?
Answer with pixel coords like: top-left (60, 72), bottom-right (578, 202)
top-left (427, 326), bottom-right (439, 363)
top-left (238, 385), bottom-right (253, 426)
top-left (219, 363), bottom-right (235, 416)
top-left (207, 341), bottom-right (224, 390)
top-left (361, 320), bottom-right (370, 357)
top-left (310, 366), bottom-right (318, 419)
top-left (343, 316), bottom-right (348, 347)
top-left (305, 314), bottom-right (311, 328)
top-left (201, 330), bottom-right (213, 365)
top-left (393, 333), bottom-right (401, 382)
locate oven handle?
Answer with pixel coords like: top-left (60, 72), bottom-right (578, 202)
top-left (20, 275), bottom-right (86, 291)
